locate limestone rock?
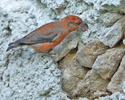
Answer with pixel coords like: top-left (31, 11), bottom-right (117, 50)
top-left (73, 70), bottom-right (109, 99)
top-left (41, 0), bottom-right (68, 10)
top-left (97, 92), bottom-right (125, 100)
top-left (59, 49), bottom-right (89, 97)
top-left (122, 81), bottom-right (125, 93)
top-left (86, 0), bottom-right (125, 14)
top-left (50, 31), bottom-right (80, 62)
top-left (107, 56), bottom-right (125, 93)
top-left (101, 17), bottom-right (125, 47)
top-left (58, 48), bottom-right (77, 69)
top-left (100, 0), bottom-right (125, 14)
top-left (76, 40), bottom-right (108, 68)
top-left (0, 2), bottom-right (70, 100)
top-left (92, 48), bottom-right (125, 80)
top-left (123, 39), bottom-right (125, 45)
top-left (99, 13), bottom-right (122, 27)
top-left (1, 0), bottom-right (125, 99)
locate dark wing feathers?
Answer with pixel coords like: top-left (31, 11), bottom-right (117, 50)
top-left (6, 21), bottom-right (65, 51)
top-left (14, 21), bottom-right (64, 45)
top-left (15, 31), bottom-right (57, 45)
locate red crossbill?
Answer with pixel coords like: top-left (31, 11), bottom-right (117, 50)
top-left (6, 15), bottom-right (88, 52)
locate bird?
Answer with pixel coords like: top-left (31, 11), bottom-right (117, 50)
top-left (6, 15), bottom-right (88, 52)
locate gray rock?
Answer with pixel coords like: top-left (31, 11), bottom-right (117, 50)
top-left (99, 13), bottom-right (122, 27)
top-left (41, 0), bottom-right (68, 10)
top-left (50, 31), bottom-right (80, 62)
top-left (0, 4), bottom-right (69, 100)
top-left (101, 0), bottom-right (125, 14)
top-left (107, 56), bottom-right (125, 93)
top-left (85, 0), bottom-right (125, 14)
top-left (76, 40), bottom-right (108, 68)
top-left (73, 70), bottom-right (109, 99)
top-left (59, 51), bottom-right (89, 97)
top-left (1, 0), bottom-right (125, 100)
top-left (92, 48), bottom-right (125, 80)
top-left (123, 39), bottom-right (125, 45)
top-left (101, 17), bottom-right (125, 47)
top-left (97, 92), bottom-right (125, 100)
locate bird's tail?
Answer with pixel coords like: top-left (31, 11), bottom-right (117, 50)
top-left (6, 42), bottom-right (19, 51)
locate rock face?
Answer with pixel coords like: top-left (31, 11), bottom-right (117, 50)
top-left (101, 17), bottom-right (125, 47)
top-left (0, 1), bottom-right (70, 100)
top-left (1, 0), bottom-right (125, 100)
top-left (86, 0), bottom-right (125, 14)
top-left (99, 0), bottom-right (125, 14)
top-left (99, 13), bottom-right (122, 27)
top-left (97, 92), bottom-right (125, 100)
top-left (73, 70), bottom-right (110, 99)
top-left (76, 40), bottom-right (108, 68)
top-left (92, 48), bottom-right (125, 80)
top-left (51, 32), bottom-right (80, 62)
top-left (107, 55), bottom-right (125, 93)
top-left (71, 47), bottom-right (125, 99)
top-left (59, 49), bottom-right (89, 97)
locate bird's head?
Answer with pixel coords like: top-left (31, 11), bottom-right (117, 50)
top-left (61, 15), bottom-right (88, 32)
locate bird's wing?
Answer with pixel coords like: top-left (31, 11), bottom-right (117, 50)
top-left (13, 22), bottom-right (65, 45)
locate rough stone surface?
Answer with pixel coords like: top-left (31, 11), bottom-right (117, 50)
top-left (92, 48), bottom-right (125, 80)
top-left (123, 28), bottom-right (125, 38)
top-left (85, 0), bottom-right (125, 14)
top-left (73, 70), bottom-right (110, 99)
top-left (100, 17), bottom-right (125, 47)
top-left (107, 55), bottom-right (125, 93)
top-left (0, 53), bottom-right (69, 100)
top-left (96, 80), bottom-right (125, 100)
top-left (123, 39), bottom-right (125, 45)
top-left (0, 1), bottom-right (70, 100)
top-left (41, 0), bottom-right (68, 10)
top-left (96, 92), bottom-right (125, 100)
top-left (122, 81), bottom-right (125, 93)
top-left (1, 0), bottom-right (125, 100)
top-left (50, 33), bottom-right (80, 62)
top-left (99, 13), bottom-right (122, 27)
top-left (59, 50), bottom-right (89, 97)
top-left (100, 0), bottom-right (125, 14)
top-left (76, 40), bottom-right (108, 68)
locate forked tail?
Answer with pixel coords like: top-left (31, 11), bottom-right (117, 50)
top-left (6, 42), bottom-right (19, 51)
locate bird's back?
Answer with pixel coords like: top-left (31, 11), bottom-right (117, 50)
top-left (6, 21), bottom-right (65, 51)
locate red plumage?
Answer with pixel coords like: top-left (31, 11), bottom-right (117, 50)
top-left (7, 15), bottom-right (88, 52)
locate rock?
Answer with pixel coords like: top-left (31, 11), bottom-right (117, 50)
top-left (93, 91), bottom-right (110, 99)
top-left (100, 0), bottom-right (125, 14)
top-left (76, 40), bottom-right (108, 68)
top-left (122, 81), bottom-right (125, 93)
top-left (101, 17), bottom-right (125, 47)
top-left (78, 98), bottom-right (89, 100)
top-left (41, 0), bottom-right (68, 10)
top-left (123, 29), bottom-right (125, 37)
top-left (58, 48), bottom-right (77, 69)
top-left (87, 0), bottom-right (125, 14)
top-left (99, 13), bottom-right (122, 27)
top-left (0, 2), bottom-right (70, 100)
top-left (92, 48), bottom-right (125, 80)
top-left (123, 39), bottom-right (125, 45)
top-left (50, 31), bottom-right (80, 62)
top-left (73, 70), bottom-right (109, 99)
top-left (97, 92), bottom-right (125, 100)
top-left (59, 49), bottom-right (89, 97)
top-left (107, 56), bottom-right (125, 93)
top-left (1, 0), bottom-right (125, 99)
